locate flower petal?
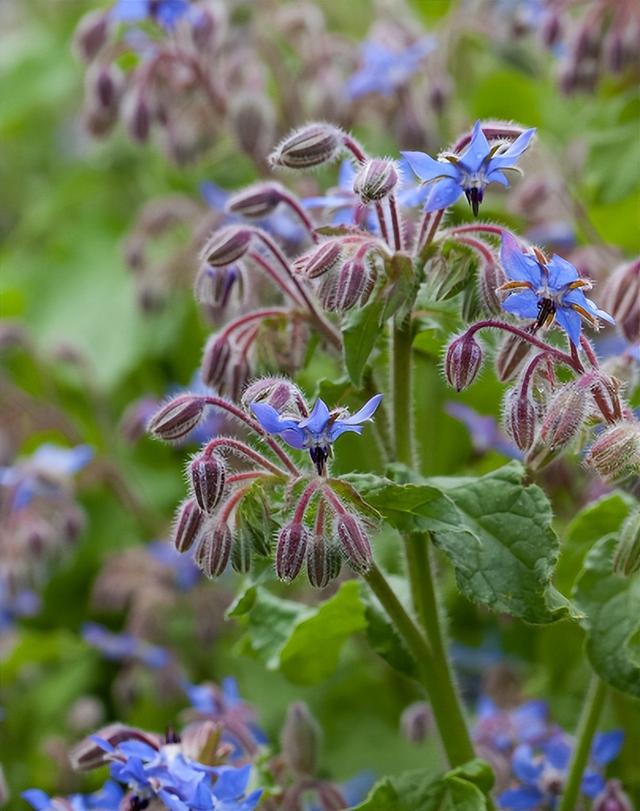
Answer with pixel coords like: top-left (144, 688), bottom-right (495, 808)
top-left (591, 730), bottom-right (624, 765)
top-left (400, 151), bottom-right (459, 183)
top-left (555, 306), bottom-right (583, 345)
top-left (546, 254), bottom-right (579, 290)
top-left (460, 121), bottom-right (491, 173)
top-left (544, 736), bottom-right (572, 770)
top-left (250, 403), bottom-right (299, 435)
top-left (581, 771), bottom-right (606, 799)
top-left (299, 399), bottom-right (330, 433)
top-left (488, 128), bottom-right (536, 171)
top-left (500, 232), bottom-right (541, 285)
top-left (328, 422), bottom-right (364, 442)
top-left (423, 177), bottom-right (463, 213)
top-left (340, 394), bottom-right (383, 425)
top-left (498, 785), bottom-right (545, 811)
top-left (280, 428), bottom-right (307, 449)
top-left (502, 290), bottom-right (540, 319)
top-left (512, 745), bottom-right (544, 784)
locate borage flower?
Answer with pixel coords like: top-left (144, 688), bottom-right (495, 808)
top-left (251, 395), bottom-right (383, 475)
top-left (346, 37), bottom-right (435, 99)
top-left (23, 781), bottom-right (123, 811)
top-left (111, 0), bottom-right (190, 28)
top-left (402, 121), bottom-right (535, 215)
top-left (498, 232), bottom-right (614, 346)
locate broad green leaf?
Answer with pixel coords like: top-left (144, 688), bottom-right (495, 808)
top-left (342, 297), bottom-right (386, 385)
top-left (556, 492), bottom-right (634, 593)
top-left (382, 252), bottom-right (415, 320)
top-left (572, 535), bottom-right (640, 698)
top-left (349, 463), bottom-right (571, 623)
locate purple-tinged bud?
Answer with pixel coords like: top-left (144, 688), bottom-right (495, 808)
top-left (190, 454), bottom-right (226, 513)
top-left (227, 183), bottom-right (283, 219)
top-left (353, 159), bottom-right (398, 204)
top-left (400, 701), bottom-right (432, 744)
top-left (585, 422), bottom-right (640, 481)
top-left (231, 529), bottom-right (253, 574)
top-left (276, 523), bottom-right (309, 582)
top-left (194, 263), bottom-right (240, 308)
top-left (194, 520), bottom-right (233, 578)
top-left (316, 785), bottom-right (348, 811)
top-left (540, 11), bottom-right (562, 48)
top-left (477, 256), bottom-right (506, 315)
top-left (299, 240), bottom-right (343, 279)
top-left (73, 10), bottom-right (110, 62)
top-left (333, 259), bottom-right (368, 312)
top-left (70, 724), bottom-right (161, 771)
top-left (269, 122), bottom-right (343, 169)
top-left (201, 334), bottom-right (231, 389)
top-left (587, 372), bottom-right (623, 423)
top-left (613, 510), bottom-right (640, 578)
top-left (147, 395), bottom-right (207, 441)
top-left (601, 260), bottom-right (640, 344)
top-left (241, 377), bottom-right (302, 412)
top-left (539, 384), bottom-right (587, 451)
top-left (172, 498), bottom-right (205, 554)
top-left (280, 701), bottom-right (321, 775)
top-left (128, 95), bottom-right (151, 143)
top-left (306, 535), bottom-right (340, 588)
top-left (95, 67), bottom-right (117, 108)
top-left (445, 333), bottom-right (484, 391)
top-left (593, 780), bottom-right (634, 811)
top-left (230, 93), bottom-right (275, 165)
top-left (503, 387), bottom-right (538, 452)
top-left (201, 226), bottom-right (253, 267)
top-left (333, 514), bottom-right (372, 574)
top-left (189, 7), bottom-right (218, 51)
top-left (495, 333), bottom-right (532, 382)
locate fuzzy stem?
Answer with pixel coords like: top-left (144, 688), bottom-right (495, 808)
top-left (388, 195), bottom-right (403, 251)
top-left (417, 210), bottom-right (445, 263)
top-left (277, 191), bottom-right (319, 243)
top-left (466, 320), bottom-right (578, 370)
top-left (558, 677), bottom-right (607, 811)
top-left (445, 223), bottom-right (505, 239)
top-left (342, 135), bottom-right (367, 163)
top-left (293, 479), bottom-right (321, 523)
top-left (375, 201), bottom-right (390, 245)
top-left (246, 252), bottom-right (306, 305)
top-left (201, 437), bottom-right (287, 477)
top-left (391, 318), bottom-right (414, 466)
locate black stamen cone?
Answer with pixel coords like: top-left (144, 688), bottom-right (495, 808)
top-left (309, 446), bottom-right (329, 476)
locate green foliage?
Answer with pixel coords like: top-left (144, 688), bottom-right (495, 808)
top-left (342, 298), bottom-right (386, 385)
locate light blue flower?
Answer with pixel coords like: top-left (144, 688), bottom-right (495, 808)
top-left (402, 121), bottom-right (536, 214)
top-left (82, 622), bottom-right (170, 669)
top-left (498, 232), bottom-right (614, 346)
top-left (346, 37), bottom-right (435, 98)
top-left (23, 781), bottom-right (123, 811)
top-left (251, 394), bottom-right (383, 474)
top-left (111, 0), bottom-right (190, 28)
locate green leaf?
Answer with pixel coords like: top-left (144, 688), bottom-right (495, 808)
top-left (572, 535), bottom-right (640, 698)
top-left (342, 297), bottom-right (385, 385)
top-left (556, 492), bottom-right (634, 593)
top-left (382, 252), bottom-right (415, 320)
top-left (232, 581), bottom-right (367, 685)
top-left (349, 463), bottom-right (571, 623)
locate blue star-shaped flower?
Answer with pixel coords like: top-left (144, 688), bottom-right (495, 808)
top-left (402, 121), bottom-right (536, 214)
top-left (498, 232), bottom-right (614, 346)
top-left (111, 0), bottom-right (190, 29)
top-left (346, 37), bottom-right (435, 99)
top-left (251, 394), bottom-right (383, 475)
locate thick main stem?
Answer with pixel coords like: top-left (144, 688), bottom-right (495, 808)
top-left (558, 676), bottom-right (607, 811)
top-left (391, 318), bottom-right (414, 466)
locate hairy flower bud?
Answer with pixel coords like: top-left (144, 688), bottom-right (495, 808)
top-left (300, 240), bottom-right (343, 279)
top-left (194, 520), bottom-right (233, 578)
top-left (353, 158), bottom-right (399, 203)
top-left (306, 535), bottom-right (341, 588)
top-left (190, 454), bottom-right (226, 513)
top-left (127, 95), bottom-right (151, 143)
top-left (334, 514), bottom-right (372, 574)
top-left (400, 702), bottom-right (432, 744)
top-left (503, 387), bottom-right (538, 452)
top-left (194, 264), bottom-right (240, 308)
top-left (601, 259), bottom-right (640, 344)
top-left (613, 510), bottom-right (640, 577)
top-left (73, 10), bottom-right (110, 62)
top-left (592, 780), bottom-right (634, 811)
top-left (201, 226), bottom-right (252, 267)
top-left (276, 523), bottom-right (309, 582)
top-left (280, 701), bottom-right (321, 775)
top-left (477, 256), bottom-right (506, 314)
top-left (172, 498), bottom-right (205, 553)
top-left (585, 422), bottom-right (640, 481)
top-left (227, 183), bottom-right (283, 218)
top-left (334, 259), bottom-right (369, 312)
top-left (242, 377), bottom-right (302, 412)
top-left (201, 334), bottom-right (232, 388)
top-left (540, 384), bottom-right (587, 451)
top-left (495, 333), bottom-right (532, 382)
top-left (230, 92), bottom-right (275, 165)
top-left (147, 395), bottom-right (206, 441)
top-left (70, 724), bottom-right (160, 771)
top-left (270, 122), bottom-right (343, 169)
top-left (445, 333), bottom-right (484, 391)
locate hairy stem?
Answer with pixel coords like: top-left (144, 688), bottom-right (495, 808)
top-left (391, 318), bottom-right (414, 466)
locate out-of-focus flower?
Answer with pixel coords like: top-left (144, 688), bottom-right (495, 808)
top-left (82, 622), bottom-right (170, 669)
top-left (346, 37), bottom-right (435, 98)
top-left (445, 402), bottom-right (520, 459)
top-left (498, 232), bottom-right (614, 345)
top-left (111, 0), bottom-right (190, 29)
top-left (23, 781), bottom-right (123, 811)
top-left (403, 122), bottom-right (535, 214)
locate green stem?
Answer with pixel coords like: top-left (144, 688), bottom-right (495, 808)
top-left (391, 317), bottom-right (414, 466)
top-left (558, 676), bottom-right (607, 811)
top-left (364, 564), bottom-right (476, 768)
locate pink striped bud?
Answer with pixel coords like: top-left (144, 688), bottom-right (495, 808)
top-left (586, 371), bottom-right (623, 423)
top-left (227, 183), bottom-right (283, 218)
top-left (400, 702), bottom-right (432, 744)
top-left (201, 334), bottom-right (231, 388)
top-left (334, 514), bottom-right (372, 574)
top-left (495, 333), bottom-right (532, 382)
top-left (540, 385), bottom-right (587, 451)
top-left (194, 520), bottom-right (233, 578)
top-left (592, 780), bottom-right (633, 811)
top-left (306, 535), bottom-right (340, 588)
top-left (353, 158), bottom-right (398, 203)
top-left (147, 395), bottom-right (206, 441)
top-left (201, 226), bottom-right (252, 267)
top-left (334, 259), bottom-right (369, 312)
top-left (73, 10), bottom-right (110, 62)
top-left (70, 724), bottom-right (160, 771)
top-left (445, 333), bottom-right (484, 391)
top-left (270, 122), bottom-right (342, 169)
top-left (504, 387), bottom-right (538, 452)
top-left (194, 264), bottom-right (240, 308)
top-left (190, 454), bottom-right (226, 513)
top-left (280, 701), bottom-right (321, 775)
top-left (241, 377), bottom-right (302, 412)
top-left (601, 260), bottom-right (640, 343)
top-left (276, 523), bottom-right (309, 582)
top-left (585, 422), bottom-right (640, 481)
top-left (300, 240), bottom-right (343, 279)
top-left (172, 498), bottom-right (205, 553)
top-left (477, 257), bottom-right (506, 314)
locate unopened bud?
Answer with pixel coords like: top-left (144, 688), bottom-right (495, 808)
top-left (194, 520), bottom-right (233, 578)
top-left (612, 510), bottom-right (640, 577)
top-left (231, 528), bottom-right (253, 574)
top-left (306, 535), bottom-right (340, 588)
top-left (190, 454), bottom-right (226, 513)
top-left (585, 422), bottom-right (640, 481)
top-left (333, 259), bottom-right (368, 312)
top-left (276, 523), bottom-right (309, 582)
top-left (95, 67), bottom-right (117, 108)
top-left (400, 702), bottom-right (432, 743)
top-left (280, 702), bottom-right (321, 774)
top-left (587, 371), bottom-right (623, 423)
top-left (73, 10), bottom-right (110, 62)
top-left (601, 260), bottom-right (640, 344)
top-left (173, 498), bottom-right (205, 553)
top-left (230, 92), bottom-right (275, 164)
top-left (445, 333), bottom-right (484, 391)
top-left (202, 226), bottom-right (252, 267)
top-left (270, 122), bottom-right (343, 169)
top-left (477, 256), bottom-right (506, 314)
top-left (353, 159), bottom-right (398, 203)
top-left (227, 183), bottom-right (283, 218)
top-left (147, 395), bottom-right (206, 441)
top-left (503, 387), bottom-right (537, 452)
top-left (540, 384), bottom-right (587, 451)
top-left (300, 240), bottom-right (343, 279)
top-left (495, 332), bottom-right (532, 382)
top-left (201, 334), bottom-right (231, 388)
top-left (593, 780), bottom-right (634, 811)
top-left (190, 7), bottom-right (218, 51)
top-left (128, 96), bottom-right (151, 143)
top-left (70, 724), bottom-right (160, 771)
top-left (242, 377), bottom-right (301, 412)
top-left (540, 11), bottom-right (562, 47)
top-left (333, 514), bottom-right (372, 574)
top-left (194, 263), bottom-right (240, 308)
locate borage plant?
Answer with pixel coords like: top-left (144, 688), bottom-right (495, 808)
top-left (144, 119), bottom-right (640, 810)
